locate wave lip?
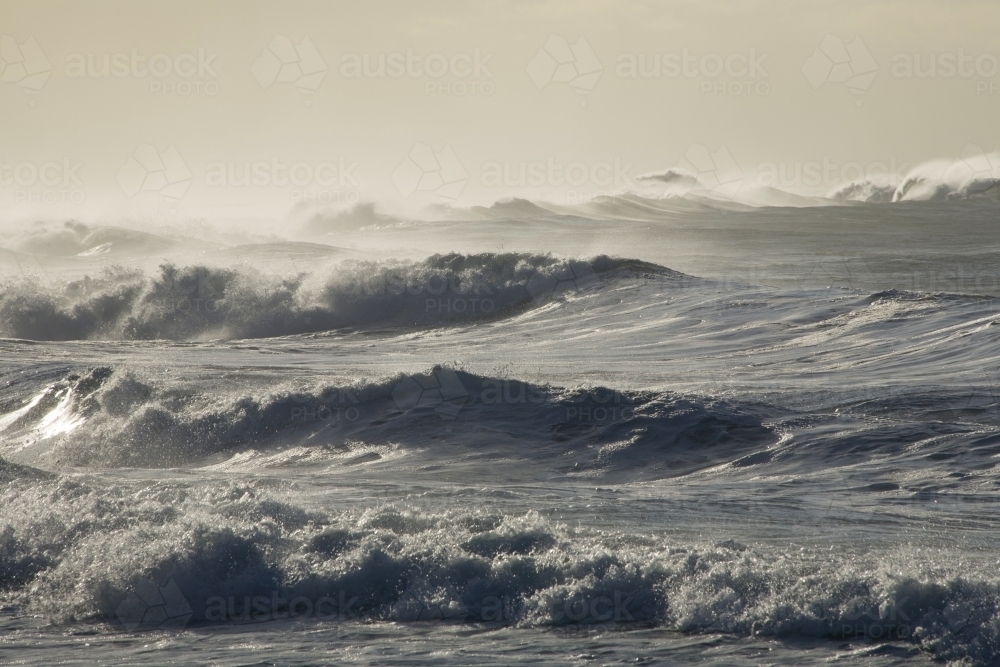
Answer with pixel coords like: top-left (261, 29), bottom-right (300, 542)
top-left (892, 150), bottom-right (1000, 202)
top-left (0, 253), bottom-right (669, 342)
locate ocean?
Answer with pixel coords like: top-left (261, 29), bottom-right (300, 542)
top-left (2, 194), bottom-right (1000, 666)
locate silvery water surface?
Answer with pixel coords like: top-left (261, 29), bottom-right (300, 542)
top-left (2, 193), bottom-right (1000, 666)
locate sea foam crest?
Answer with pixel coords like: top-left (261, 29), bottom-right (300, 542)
top-left (0, 253), bottom-right (664, 341)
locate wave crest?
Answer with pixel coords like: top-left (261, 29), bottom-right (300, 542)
top-left (0, 253), bottom-right (665, 341)
top-left (0, 366), bottom-right (773, 472)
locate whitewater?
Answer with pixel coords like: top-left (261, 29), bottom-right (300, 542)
top-left (2, 189), bottom-right (1000, 666)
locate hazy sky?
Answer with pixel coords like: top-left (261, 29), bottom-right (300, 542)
top-left (3, 0), bottom-right (999, 218)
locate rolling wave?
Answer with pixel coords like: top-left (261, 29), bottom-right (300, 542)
top-left (0, 366), bottom-right (775, 474)
top-left (830, 153), bottom-right (1000, 204)
top-left (0, 253), bottom-right (669, 341)
top-left (4, 220), bottom-right (177, 257)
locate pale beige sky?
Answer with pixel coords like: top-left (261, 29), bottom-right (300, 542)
top-left (2, 0), bottom-right (999, 218)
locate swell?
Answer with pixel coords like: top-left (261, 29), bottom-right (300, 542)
top-left (5, 363), bottom-right (999, 477)
top-left (5, 220), bottom-right (176, 257)
top-left (0, 366), bottom-right (775, 475)
top-left (0, 253), bottom-right (671, 341)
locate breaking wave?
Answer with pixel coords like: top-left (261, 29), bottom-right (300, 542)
top-left (0, 477), bottom-right (997, 665)
top-left (828, 152), bottom-right (1000, 204)
top-left (0, 366), bottom-right (774, 473)
top-left (828, 179), bottom-right (898, 203)
top-left (0, 253), bottom-right (669, 341)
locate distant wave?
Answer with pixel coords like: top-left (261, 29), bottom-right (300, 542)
top-left (464, 197), bottom-right (556, 220)
top-left (631, 153), bottom-right (998, 207)
top-left (830, 152), bottom-right (1000, 203)
top-left (0, 253), bottom-right (669, 341)
top-left (828, 179), bottom-right (898, 203)
top-left (421, 152), bottom-right (1000, 214)
top-left (298, 202), bottom-right (400, 235)
top-left (892, 155), bottom-right (1000, 202)
top-left (5, 220), bottom-right (177, 257)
